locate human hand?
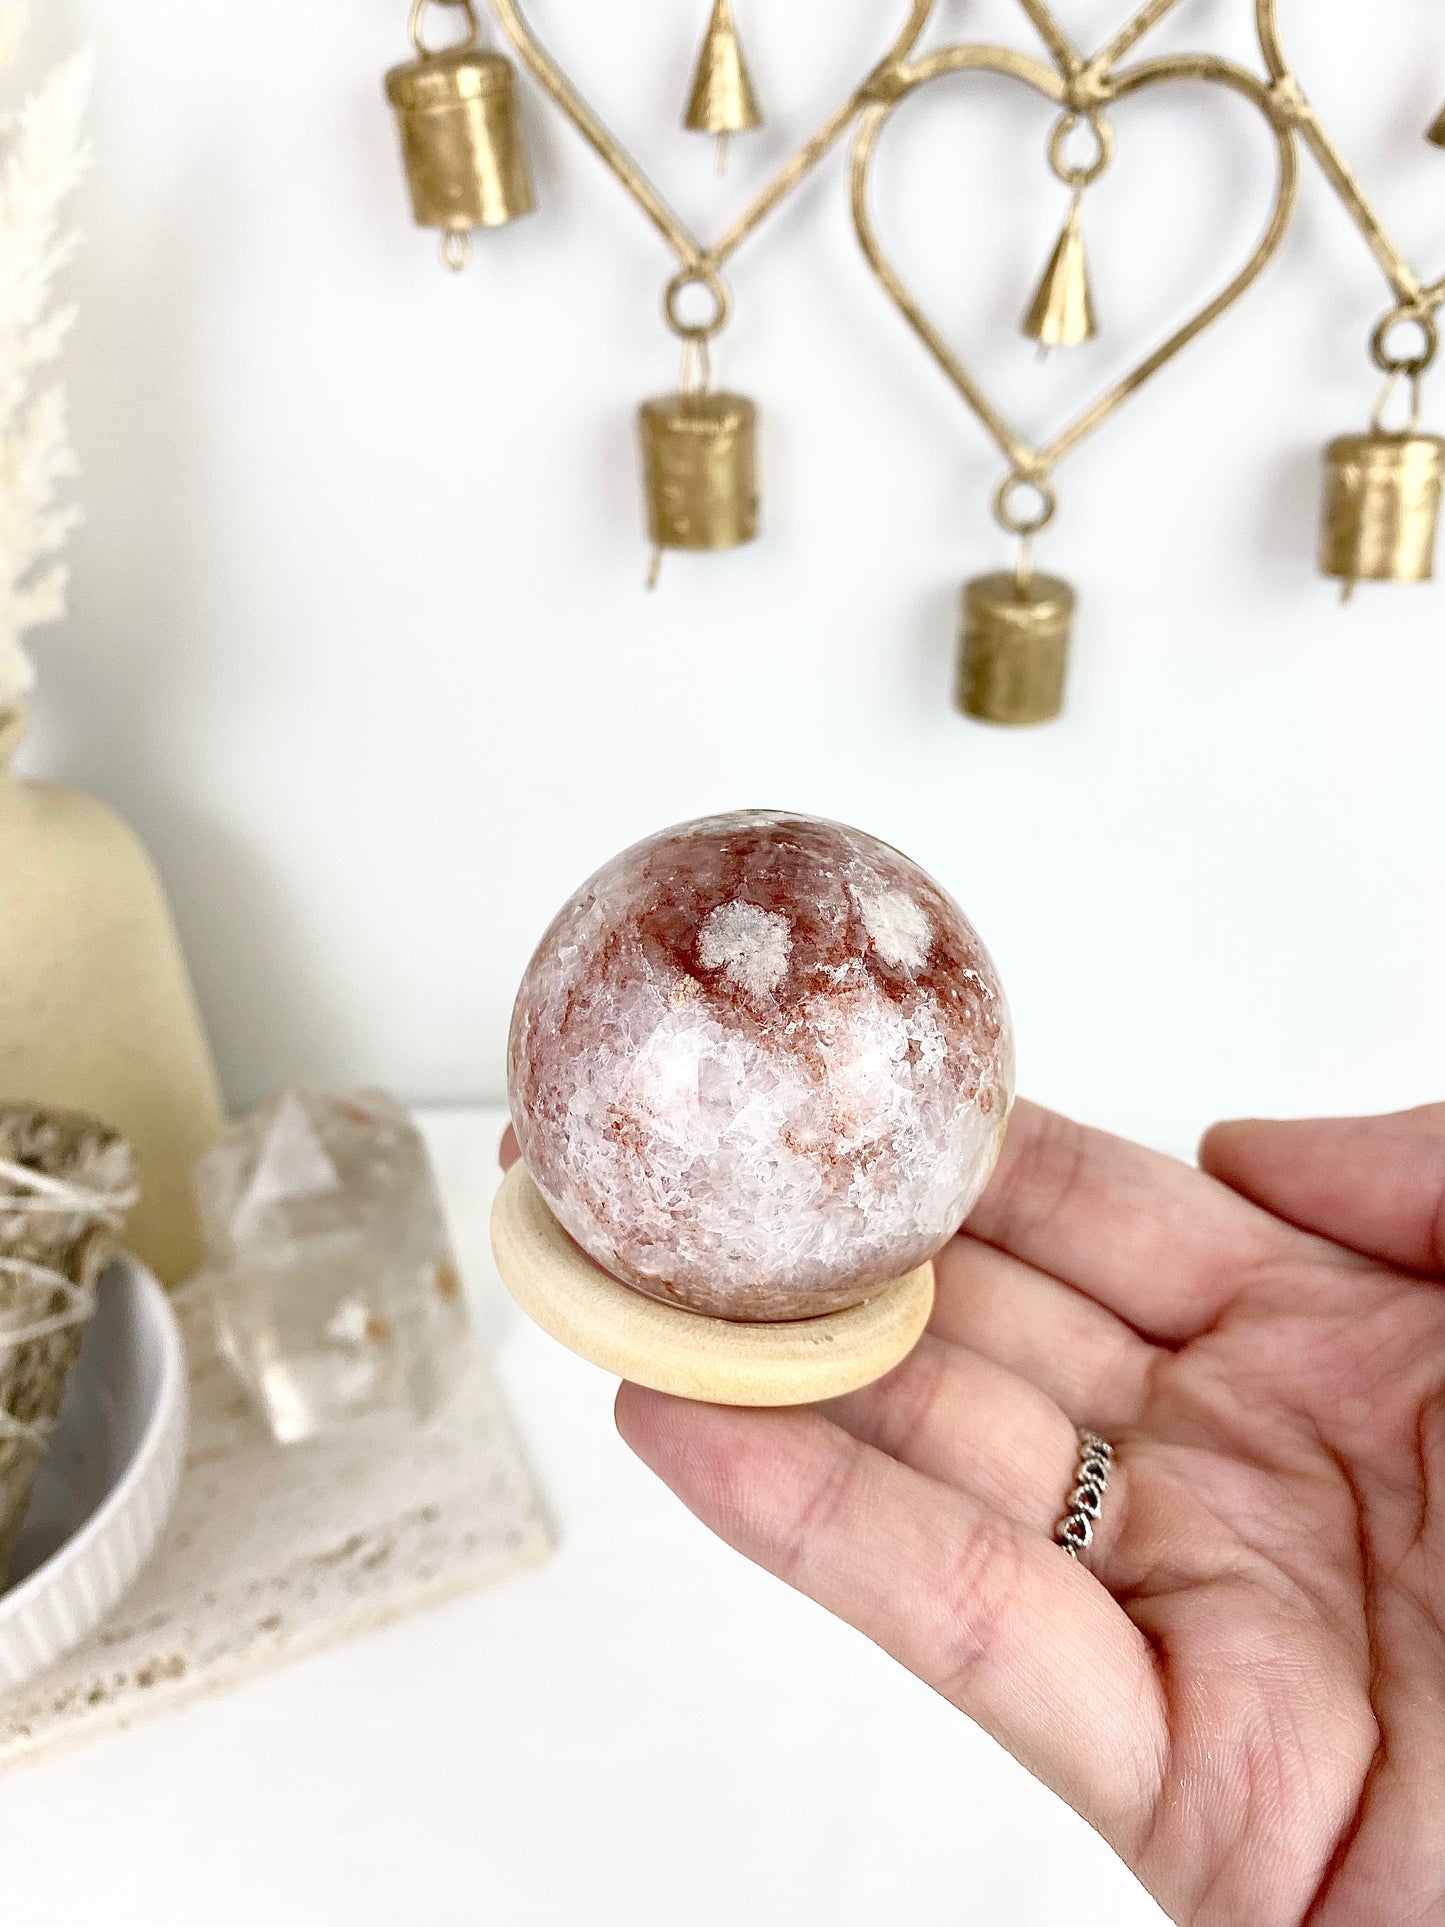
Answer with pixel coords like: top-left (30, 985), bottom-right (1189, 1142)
top-left (505, 1101), bottom-right (1445, 1925)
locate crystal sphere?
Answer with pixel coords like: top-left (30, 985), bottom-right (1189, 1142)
top-left (507, 812), bottom-right (1014, 1322)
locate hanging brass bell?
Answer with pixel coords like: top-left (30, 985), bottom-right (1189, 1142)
top-left (639, 391), bottom-right (759, 565)
top-left (957, 573), bottom-right (1075, 726)
top-left (684, 0), bottom-right (762, 172)
top-left (385, 5), bottom-right (534, 270)
top-left (1320, 430), bottom-right (1445, 595)
top-left (1022, 197), bottom-right (1096, 351)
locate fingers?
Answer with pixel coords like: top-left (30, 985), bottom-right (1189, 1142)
top-left (966, 1100), bottom-right (1304, 1341)
top-left (821, 1331), bottom-right (1133, 1578)
top-left (820, 1333), bottom-right (1081, 1533)
top-left (616, 1385), bottom-right (1165, 1838)
top-left (931, 1237), bottom-right (1157, 1430)
top-left (1201, 1106), bottom-right (1445, 1278)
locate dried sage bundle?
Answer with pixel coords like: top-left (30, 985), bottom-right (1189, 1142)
top-left (0, 1106), bottom-right (136, 1581)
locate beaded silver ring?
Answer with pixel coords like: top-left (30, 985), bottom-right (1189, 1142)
top-left (1056, 1429), bottom-right (1114, 1560)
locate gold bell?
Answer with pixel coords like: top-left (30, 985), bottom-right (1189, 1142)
top-left (639, 391), bottom-right (759, 574)
top-left (1320, 430), bottom-right (1445, 596)
top-left (385, 3), bottom-right (534, 271)
top-left (957, 573), bottom-right (1075, 727)
top-left (1022, 197), bottom-right (1096, 351)
top-left (684, 0), bottom-right (762, 173)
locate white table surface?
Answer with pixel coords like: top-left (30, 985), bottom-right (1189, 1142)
top-left (0, 1108), bottom-right (1170, 1927)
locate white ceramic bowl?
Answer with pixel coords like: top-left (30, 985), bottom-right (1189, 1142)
top-left (0, 1255), bottom-right (188, 1690)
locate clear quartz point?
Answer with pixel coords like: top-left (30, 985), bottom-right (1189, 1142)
top-left (194, 1090), bottom-right (470, 1444)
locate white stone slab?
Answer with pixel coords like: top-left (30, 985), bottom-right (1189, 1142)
top-left (0, 1277), bottom-right (550, 1770)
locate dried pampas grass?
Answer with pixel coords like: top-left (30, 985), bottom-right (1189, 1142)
top-left (0, 6), bottom-right (91, 709)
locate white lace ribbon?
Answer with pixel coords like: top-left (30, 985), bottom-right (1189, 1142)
top-left (0, 1160), bottom-right (138, 1450)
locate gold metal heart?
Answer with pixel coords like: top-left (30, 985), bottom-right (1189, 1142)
top-left (489, 0), bottom-right (936, 277)
top-left (851, 43), bottom-right (1299, 480)
top-left (1013, 0), bottom-right (1182, 95)
top-left (1256, 0), bottom-right (1445, 318)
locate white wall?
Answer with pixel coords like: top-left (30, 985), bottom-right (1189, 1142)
top-left (16, 0), bottom-right (1445, 1134)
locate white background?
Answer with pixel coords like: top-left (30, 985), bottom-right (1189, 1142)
top-left (14, 0), bottom-right (1445, 1130)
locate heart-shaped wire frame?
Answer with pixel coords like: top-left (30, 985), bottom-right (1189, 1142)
top-left (488, 0), bottom-right (934, 286)
top-left (1255, 0), bottom-right (1445, 331)
top-left (850, 43), bottom-right (1299, 488)
top-left (1013, 0), bottom-right (1181, 103)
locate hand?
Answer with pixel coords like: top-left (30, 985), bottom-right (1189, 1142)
top-left (506, 1103), bottom-right (1445, 1926)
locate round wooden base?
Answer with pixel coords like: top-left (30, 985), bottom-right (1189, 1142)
top-left (489, 1162), bottom-right (935, 1408)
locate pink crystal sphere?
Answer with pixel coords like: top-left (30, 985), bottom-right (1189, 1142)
top-left (507, 812), bottom-right (1014, 1322)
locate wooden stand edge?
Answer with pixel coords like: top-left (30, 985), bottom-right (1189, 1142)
top-left (489, 1162), bottom-right (935, 1408)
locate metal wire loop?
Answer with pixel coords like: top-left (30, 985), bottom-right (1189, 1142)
top-left (1371, 368), bottom-right (1424, 437)
top-left (1370, 308), bottom-right (1439, 381)
top-left (410, 0), bottom-right (481, 61)
top-left (994, 472), bottom-right (1058, 539)
top-left (1059, 1513), bottom-right (1093, 1553)
top-left (679, 335), bottom-right (713, 397)
top-left (663, 267), bottom-right (733, 344)
top-left (438, 229), bottom-right (472, 273)
top-left (1047, 111), bottom-right (1115, 190)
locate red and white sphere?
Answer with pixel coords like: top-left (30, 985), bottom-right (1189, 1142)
top-left (508, 812), bottom-right (1014, 1322)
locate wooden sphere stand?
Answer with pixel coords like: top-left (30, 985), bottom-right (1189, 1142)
top-left (490, 1162), bottom-right (935, 1408)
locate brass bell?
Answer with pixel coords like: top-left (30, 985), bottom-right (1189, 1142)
top-left (1428, 102), bottom-right (1445, 148)
top-left (1320, 430), bottom-right (1445, 596)
top-left (639, 391), bottom-right (759, 576)
top-left (1022, 196), bottom-right (1096, 352)
top-left (385, 2), bottom-right (534, 271)
top-left (957, 572), bottom-right (1075, 727)
top-left (684, 0), bottom-right (762, 173)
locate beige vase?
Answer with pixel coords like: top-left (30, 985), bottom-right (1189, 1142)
top-left (0, 709), bottom-right (225, 1285)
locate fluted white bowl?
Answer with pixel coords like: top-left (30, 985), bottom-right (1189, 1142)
top-left (0, 1256), bottom-right (188, 1691)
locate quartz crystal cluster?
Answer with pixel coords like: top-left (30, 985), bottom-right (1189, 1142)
top-left (508, 811), bottom-right (1014, 1322)
top-left (195, 1090), bottom-right (470, 1444)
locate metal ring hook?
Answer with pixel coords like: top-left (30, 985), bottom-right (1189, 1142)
top-left (410, 0), bottom-right (481, 61)
top-left (994, 472), bottom-right (1058, 538)
top-left (1370, 307), bottom-right (1439, 382)
top-left (1047, 111), bottom-right (1115, 191)
top-left (663, 267), bottom-right (733, 344)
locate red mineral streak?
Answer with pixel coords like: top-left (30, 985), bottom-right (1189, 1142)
top-left (508, 812), bottom-right (1014, 1322)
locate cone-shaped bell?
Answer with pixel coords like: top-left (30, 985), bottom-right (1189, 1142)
top-left (1429, 101), bottom-right (1445, 148)
top-left (685, 0), bottom-right (762, 139)
top-left (1022, 198), bottom-right (1096, 350)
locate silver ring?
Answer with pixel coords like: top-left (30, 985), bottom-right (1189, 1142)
top-left (1056, 1429), bottom-right (1114, 1559)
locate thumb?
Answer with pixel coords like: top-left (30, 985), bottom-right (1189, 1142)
top-left (1199, 1105), bottom-right (1445, 1276)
